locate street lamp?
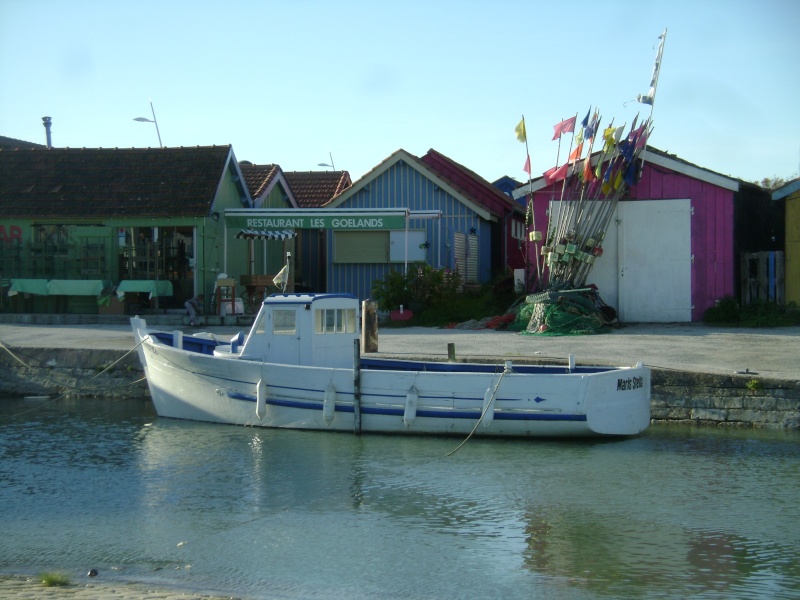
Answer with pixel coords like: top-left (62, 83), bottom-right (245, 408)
top-left (317, 152), bottom-right (335, 170)
top-left (133, 100), bottom-right (163, 147)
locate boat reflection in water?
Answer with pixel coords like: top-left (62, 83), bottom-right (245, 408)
top-left (128, 416), bottom-right (800, 599)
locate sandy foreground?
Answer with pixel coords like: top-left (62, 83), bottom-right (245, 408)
top-left (0, 575), bottom-right (248, 600)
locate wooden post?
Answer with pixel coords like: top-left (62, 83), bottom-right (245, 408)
top-left (361, 300), bottom-right (378, 353)
top-left (353, 339), bottom-right (361, 435)
top-left (447, 342), bottom-right (456, 362)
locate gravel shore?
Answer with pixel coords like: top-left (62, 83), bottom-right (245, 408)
top-left (0, 575), bottom-right (246, 599)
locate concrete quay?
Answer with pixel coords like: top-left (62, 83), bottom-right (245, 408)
top-left (0, 316), bottom-right (799, 429)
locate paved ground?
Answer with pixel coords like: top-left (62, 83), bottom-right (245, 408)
top-left (1, 320), bottom-right (798, 380)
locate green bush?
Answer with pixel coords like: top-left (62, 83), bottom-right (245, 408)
top-left (371, 264), bottom-right (462, 312)
top-left (704, 297), bottom-right (800, 327)
top-left (703, 296), bottom-right (740, 323)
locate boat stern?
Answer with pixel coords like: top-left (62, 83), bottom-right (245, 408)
top-left (584, 363), bottom-right (651, 435)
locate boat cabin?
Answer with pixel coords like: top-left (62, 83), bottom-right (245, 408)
top-left (240, 293), bottom-right (360, 367)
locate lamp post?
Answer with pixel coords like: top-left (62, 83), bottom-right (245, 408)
top-left (133, 100), bottom-right (163, 147)
top-left (317, 152), bottom-right (335, 170)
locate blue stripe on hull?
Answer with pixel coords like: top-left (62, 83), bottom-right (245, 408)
top-left (248, 396), bottom-right (587, 422)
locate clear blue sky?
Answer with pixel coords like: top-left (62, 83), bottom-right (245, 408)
top-left (2, 0), bottom-right (798, 186)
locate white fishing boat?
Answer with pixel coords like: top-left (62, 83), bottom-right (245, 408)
top-left (131, 293), bottom-right (650, 437)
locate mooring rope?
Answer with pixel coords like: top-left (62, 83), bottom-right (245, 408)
top-left (445, 367), bottom-right (508, 457)
top-left (0, 337), bottom-right (149, 421)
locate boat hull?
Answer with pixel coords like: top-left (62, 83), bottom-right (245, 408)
top-left (136, 332), bottom-right (651, 438)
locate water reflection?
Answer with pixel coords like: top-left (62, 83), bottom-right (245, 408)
top-left (1, 398), bottom-right (798, 599)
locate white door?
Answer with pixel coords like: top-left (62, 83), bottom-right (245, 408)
top-left (547, 199), bottom-right (692, 322)
top-left (618, 199), bottom-right (692, 322)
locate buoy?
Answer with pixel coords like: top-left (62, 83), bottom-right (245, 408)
top-left (481, 385), bottom-right (496, 427)
top-left (256, 379), bottom-right (266, 419)
top-left (88, 569), bottom-right (98, 577)
top-left (403, 386), bottom-right (419, 428)
top-left (323, 382), bottom-right (336, 425)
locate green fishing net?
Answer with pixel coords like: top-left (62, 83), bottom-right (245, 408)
top-left (516, 290), bottom-right (610, 336)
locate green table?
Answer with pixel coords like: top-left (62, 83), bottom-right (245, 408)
top-left (8, 279), bottom-right (50, 296)
top-left (115, 280), bottom-right (174, 300)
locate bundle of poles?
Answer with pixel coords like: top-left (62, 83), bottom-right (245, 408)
top-left (540, 112), bottom-right (653, 290)
top-left (518, 28), bottom-right (666, 293)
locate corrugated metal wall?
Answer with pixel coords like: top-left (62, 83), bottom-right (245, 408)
top-left (327, 159), bottom-right (491, 300)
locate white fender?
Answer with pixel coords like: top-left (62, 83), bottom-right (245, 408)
top-left (323, 382), bottom-right (336, 425)
top-left (481, 385), bottom-right (496, 428)
top-left (403, 386), bottom-right (419, 428)
top-left (256, 378), bottom-right (267, 420)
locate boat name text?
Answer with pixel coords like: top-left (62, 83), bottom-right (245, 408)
top-left (617, 376), bottom-right (644, 391)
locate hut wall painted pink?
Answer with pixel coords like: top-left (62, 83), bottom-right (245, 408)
top-left (528, 161), bottom-right (735, 322)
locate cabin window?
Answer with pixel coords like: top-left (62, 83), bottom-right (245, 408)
top-left (315, 308), bottom-right (357, 334)
top-left (252, 312), bottom-right (267, 335)
top-left (273, 309), bottom-right (296, 334)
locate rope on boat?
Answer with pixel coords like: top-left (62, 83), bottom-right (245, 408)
top-left (445, 368), bottom-right (508, 457)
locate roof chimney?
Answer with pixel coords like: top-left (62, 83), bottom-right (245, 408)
top-left (42, 116), bottom-right (52, 148)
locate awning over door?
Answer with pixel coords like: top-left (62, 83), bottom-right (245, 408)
top-left (235, 230), bottom-right (297, 241)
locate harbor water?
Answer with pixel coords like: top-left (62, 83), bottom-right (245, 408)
top-left (1, 396), bottom-right (798, 600)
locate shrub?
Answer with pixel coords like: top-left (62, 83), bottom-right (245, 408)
top-left (40, 572), bottom-right (71, 587)
top-left (703, 296), bottom-right (740, 323)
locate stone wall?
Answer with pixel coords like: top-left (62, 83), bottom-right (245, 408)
top-left (1, 347), bottom-right (799, 430)
top-left (652, 369), bottom-right (800, 429)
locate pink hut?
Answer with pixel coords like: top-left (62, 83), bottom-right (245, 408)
top-left (514, 146), bottom-right (739, 322)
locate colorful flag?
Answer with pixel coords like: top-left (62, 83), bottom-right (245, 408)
top-left (543, 163), bottom-right (569, 185)
top-left (638, 30), bottom-right (666, 106)
top-left (574, 126), bottom-right (584, 146)
top-left (568, 142), bottom-right (584, 164)
top-left (523, 155), bottom-right (531, 175)
top-left (515, 118), bottom-right (527, 143)
top-left (581, 107), bottom-right (591, 129)
top-left (585, 111), bottom-right (599, 140)
top-left (583, 155), bottom-right (595, 182)
top-left (552, 116), bottom-right (576, 140)
top-left (603, 126), bottom-right (616, 153)
top-left (273, 264), bottom-right (289, 289)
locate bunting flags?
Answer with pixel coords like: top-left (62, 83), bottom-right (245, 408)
top-left (523, 155), bottom-right (531, 175)
top-left (552, 116), bottom-right (576, 140)
top-left (515, 118), bottom-right (527, 143)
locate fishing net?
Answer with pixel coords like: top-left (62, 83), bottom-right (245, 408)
top-left (518, 289), bottom-right (612, 336)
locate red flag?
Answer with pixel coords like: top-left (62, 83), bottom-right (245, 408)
top-left (543, 163), bottom-right (568, 185)
top-left (552, 116), bottom-right (577, 140)
top-left (523, 155), bottom-right (531, 175)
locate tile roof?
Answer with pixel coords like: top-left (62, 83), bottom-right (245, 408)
top-left (0, 145), bottom-right (235, 219)
top-left (284, 170), bottom-right (352, 208)
top-left (0, 135), bottom-right (45, 150)
top-left (239, 163), bottom-right (281, 199)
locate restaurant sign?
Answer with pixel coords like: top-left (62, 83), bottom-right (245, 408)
top-left (224, 212), bottom-right (407, 231)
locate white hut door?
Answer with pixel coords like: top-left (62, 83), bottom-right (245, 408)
top-left (618, 199), bottom-right (692, 322)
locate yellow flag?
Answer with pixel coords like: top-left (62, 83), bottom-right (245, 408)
top-left (515, 118), bottom-right (526, 143)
